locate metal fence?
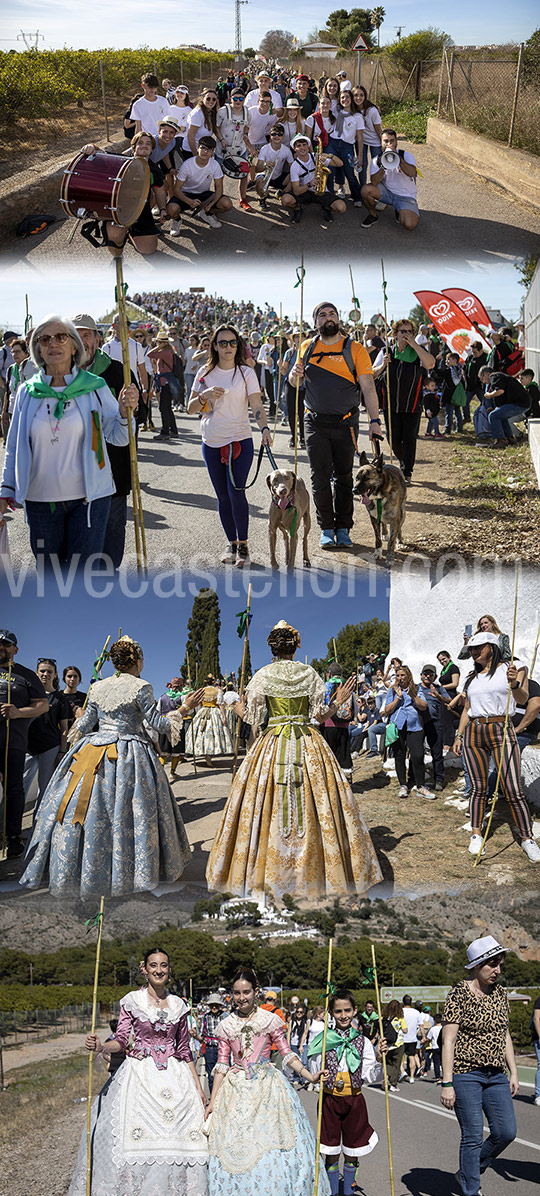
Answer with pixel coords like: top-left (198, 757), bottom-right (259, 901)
top-left (437, 45), bottom-right (540, 154)
top-left (0, 1003), bottom-right (102, 1046)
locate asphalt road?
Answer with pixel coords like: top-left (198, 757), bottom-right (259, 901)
top-left (2, 140), bottom-right (538, 271)
top-left (0, 401), bottom-right (383, 578)
top-left (299, 1075), bottom-right (539, 1196)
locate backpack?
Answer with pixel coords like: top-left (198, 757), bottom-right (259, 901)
top-left (16, 213), bottom-right (56, 238)
top-left (302, 334), bottom-right (360, 396)
top-left (382, 1017), bottom-right (398, 1046)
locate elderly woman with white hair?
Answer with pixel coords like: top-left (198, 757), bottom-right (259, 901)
top-left (0, 314), bottom-right (138, 566)
top-left (441, 935), bottom-right (519, 1196)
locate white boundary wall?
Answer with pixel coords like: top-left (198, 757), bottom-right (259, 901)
top-left (389, 564), bottom-right (540, 682)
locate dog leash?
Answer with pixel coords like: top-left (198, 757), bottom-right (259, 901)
top-left (227, 441), bottom-right (278, 491)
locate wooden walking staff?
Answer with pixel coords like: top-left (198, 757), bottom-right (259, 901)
top-left (530, 620), bottom-right (540, 677)
top-left (232, 582), bottom-right (252, 779)
top-left (349, 265), bottom-right (361, 342)
top-left (81, 636), bottom-right (111, 712)
top-left (1, 660), bottom-right (12, 855)
top-left (370, 942), bottom-right (395, 1196)
top-left (86, 897), bottom-right (105, 1196)
top-left (473, 565), bottom-right (520, 867)
top-left (115, 256), bottom-right (148, 576)
top-left (272, 302), bottom-right (284, 447)
top-left (380, 258), bottom-right (394, 464)
top-left (294, 255), bottom-right (305, 476)
top-left (312, 936), bottom-right (333, 1196)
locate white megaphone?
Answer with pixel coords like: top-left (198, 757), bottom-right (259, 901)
top-left (380, 148), bottom-right (401, 170)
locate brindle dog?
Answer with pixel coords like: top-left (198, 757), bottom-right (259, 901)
top-left (353, 451), bottom-right (407, 564)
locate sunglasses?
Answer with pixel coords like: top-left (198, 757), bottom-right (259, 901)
top-left (217, 338), bottom-right (237, 348)
top-left (38, 333), bottom-right (71, 347)
top-left (37, 657), bottom-right (57, 666)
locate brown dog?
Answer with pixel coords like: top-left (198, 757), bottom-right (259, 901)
top-left (267, 470), bottom-right (311, 571)
top-left (353, 451), bottom-right (407, 563)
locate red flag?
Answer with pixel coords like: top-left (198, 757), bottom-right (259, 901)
top-left (441, 288), bottom-right (494, 337)
top-left (414, 291), bottom-right (491, 360)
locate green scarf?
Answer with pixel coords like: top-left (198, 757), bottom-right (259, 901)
top-left (307, 1026), bottom-right (364, 1071)
top-left (12, 363), bottom-right (20, 387)
top-left (26, 369), bottom-right (107, 420)
top-left (393, 344), bottom-right (418, 363)
top-left (88, 349), bottom-right (112, 379)
top-left (166, 688), bottom-right (184, 701)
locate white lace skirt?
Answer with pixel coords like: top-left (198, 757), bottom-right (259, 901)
top-left (68, 1057), bottom-right (208, 1196)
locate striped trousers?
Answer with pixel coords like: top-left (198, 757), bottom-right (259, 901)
top-left (462, 719), bottom-right (532, 840)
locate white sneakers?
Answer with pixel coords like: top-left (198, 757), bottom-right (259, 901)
top-left (468, 834), bottom-right (485, 856)
top-left (398, 785), bottom-right (409, 798)
top-left (418, 786), bottom-right (436, 800)
top-left (199, 210), bottom-right (222, 228)
top-left (521, 838), bottom-right (540, 863)
top-left (169, 219), bottom-right (182, 237)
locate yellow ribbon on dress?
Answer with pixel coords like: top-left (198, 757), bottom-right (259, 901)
top-left (267, 715), bottom-right (313, 837)
top-left (55, 742), bottom-right (118, 827)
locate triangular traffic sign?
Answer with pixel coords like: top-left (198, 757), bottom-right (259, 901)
top-left (351, 33), bottom-right (369, 50)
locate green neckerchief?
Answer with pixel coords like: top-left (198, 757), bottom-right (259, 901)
top-left (26, 369), bottom-right (107, 420)
top-left (12, 363), bottom-right (20, 387)
top-left (393, 344), bottom-right (418, 363)
top-left (307, 1026), bottom-right (364, 1071)
top-left (166, 688), bottom-right (184, 701)
top-left (88, 349), bottom-right (112, 379)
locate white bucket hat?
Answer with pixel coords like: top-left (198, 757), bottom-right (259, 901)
top-left (465, 935), bottom-right (507, 970)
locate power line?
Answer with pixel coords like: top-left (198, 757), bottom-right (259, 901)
top-left (17, 29), bottom-right (44, 51)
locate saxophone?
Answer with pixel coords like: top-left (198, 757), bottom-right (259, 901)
top-left (314, 137), bottom-right (331, 195)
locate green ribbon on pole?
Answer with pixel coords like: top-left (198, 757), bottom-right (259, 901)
top-left (294, 267), bottom-right (305, 288)
top-left (361, 965), bottom-right (376, 986)
top-left (92, 647), bottom-right (110, 681)
top-left (382, 280), bottom-right (388, 300)
top-left (351, 296), bottom-right (360, 309)
top-left (319, 980), bottom-right (336, 1000)
top-left (236, 609), bottom-right (253, 639)
top-left (85, 911), bottom-right (103, 933)
top-left (114, 283), bottom-right (129, 303)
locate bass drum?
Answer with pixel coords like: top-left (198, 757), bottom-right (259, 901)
top-left (221, 152), bottom-right (250, 179)
top-left (60, 152), bottom-right (150, 226)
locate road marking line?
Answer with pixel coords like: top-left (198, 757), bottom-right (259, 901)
top-left (369, 1089), bottom-right (540, 1150)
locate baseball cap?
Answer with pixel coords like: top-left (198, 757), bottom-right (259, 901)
top-left (72, 314), bottom-right (98, 331)
top-left (421, 664), bottom-right (437, 675)
top-left (467, 632), bottom-right (499, 648)
top-left (0, 630), bottom-right (17, 645)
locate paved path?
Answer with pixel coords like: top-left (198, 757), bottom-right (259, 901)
top-left (1, 140), bottom-right (538, 271)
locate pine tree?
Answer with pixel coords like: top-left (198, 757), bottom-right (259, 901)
top-left (311, 618), bottom-right (390, 677)
top-left (184, 589), bottom-right (221, 684)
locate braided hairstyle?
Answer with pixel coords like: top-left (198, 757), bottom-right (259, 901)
top-left (267, 625), bottom-right (300, 658)
top-left (109, 638), bottom-right (143, 672)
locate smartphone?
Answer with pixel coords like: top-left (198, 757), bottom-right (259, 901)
top-left (464, 624), bottom-right (473, 638)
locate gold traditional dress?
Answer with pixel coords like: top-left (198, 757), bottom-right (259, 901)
top-left (185, 685), bottom-right (234, 758)
top-left (206, 661), bottom-right (382, 899)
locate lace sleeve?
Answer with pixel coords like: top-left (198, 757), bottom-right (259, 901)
top-left (214, 1023), bottom-right (232, 1074)
top-left (67, 700), bottom-right (98, 744)
top-left (269, 1015), bottom-right (297, 1067)
top-left (308, 669), bottom-right (331, 722)
top-left (136, 683), bottom-right (178, 736)
top-left (244, 677), bottom-right (268, 733)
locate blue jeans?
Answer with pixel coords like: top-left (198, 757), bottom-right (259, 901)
top-left (204, 1043), bottom-right (218, 1093)
top-left (453, 1069), bottom-right (517, 1196)
top-left (534, 1039), bottom-right (540, 1099)
top-left (444, 402), bottom-right (464, 434)
top-left (201, 438), bottom-right (254, 542)
top-left (102, 494), bottom-right (128, 570)
top-left (487, 403), bottom-right (527, 440)
top-left (360, 142), bottom-right (382, 187)
top-left (26, 496), bottom-right (111, 567)
top-left (368, 721), bottom-right (387, 752)
top-left (426, 416), bottom-right (440, 435)
top-left (327, 138), bottom-right (362, 200)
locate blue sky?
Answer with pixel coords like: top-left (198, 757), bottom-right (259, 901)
top-left (1, 573), bottom-right (389, 691)
top-left (0, 257), bottom-right (525, 335)
top-left (2, 0), bottom-right (536, 53)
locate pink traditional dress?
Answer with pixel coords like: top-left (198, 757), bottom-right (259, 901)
top-left (206, 1006), bottom-right (330, 1195)
top-left (68, 988), bottom-right (207, 1196)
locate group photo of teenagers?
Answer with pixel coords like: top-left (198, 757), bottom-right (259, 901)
top-left (0, 3), bottom-right (539, 1196)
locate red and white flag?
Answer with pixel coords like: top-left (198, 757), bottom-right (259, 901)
top-left (414, 290), bottom-right (491, 360)
top-left (441, 288), bottom-right (494, 338)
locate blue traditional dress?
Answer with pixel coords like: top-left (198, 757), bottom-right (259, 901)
top-left (206, 1007), bottom-right (330, 1196)
top-left (19, 673), bottom-right (191, 898)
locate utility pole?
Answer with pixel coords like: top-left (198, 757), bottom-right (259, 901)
top-left (17, 29), bottom-right (44, 50)
top-left (235, 0), bottom-right (249, 62)
top-left (393, 26), bottom-right (404, 40)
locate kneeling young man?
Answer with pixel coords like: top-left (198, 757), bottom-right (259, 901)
top-left (282, 135), bottom-right (345, 224)
top-left (254, 124), bottom-right (293, 208)
top-left (166, 136), bottom-right (232, 233)
top-left (361, 128), bottom-right (419, 231)
top-left (308, 989), bottom-right (387, 1195)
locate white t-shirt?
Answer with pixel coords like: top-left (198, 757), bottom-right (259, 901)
top-left (216, 105), bottom-right (251, 149)
top-left (427, 1025), bottom-right (442, 1048)
top-left (339, 78), bottom-right (352, 91)
top-left (467, 663), bottom-right (516, 719)
top-left (371, 149), bottom-right (417, 197)
top-left (246, 108), bottom-right (275, 148)
top-left (102, 336), bottom-right (145, 378)
top-left (257, 142), bottom-right (293, 179)
top-left (362, 105), bottom-right (382, 146)
top-left (183, 108), bottom-right (216, 153)
top-left (192, 364), bottom-right (259, 448)
top-left (335, 111), bottom-right (364, 144)
top-left (26, 397), bottom-right (86, 501)
top-left (130, 95), bottom-right (170, 140)
top-left (245, 87), bottom-right (283, 112)
top-left (281, 117), bottom-right (314, 148)
top-left (177, 156), bottom-right (223, 195)
top-left (165, 104), bottom-right (191, 140)
top-left (290, 153), bottom-right (332, 190)
top-left (402, 1006), bottom-right (423, 1044)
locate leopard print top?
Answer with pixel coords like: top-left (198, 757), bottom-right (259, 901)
top-left (442, 980), bottom-right (509, 1073)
